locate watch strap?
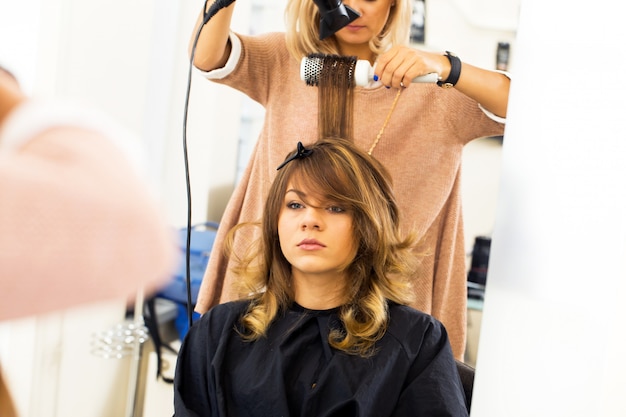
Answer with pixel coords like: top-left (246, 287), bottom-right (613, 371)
top-left (437, 51), bottom-right (461, 88)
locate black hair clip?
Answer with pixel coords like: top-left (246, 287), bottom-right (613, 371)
top-left (276, 142), bottom-right (314, 170)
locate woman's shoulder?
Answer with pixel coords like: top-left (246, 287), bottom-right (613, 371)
top-left (205, 299), bottom-right (250, 318)
top-left (237, 31), bottom-right (285, 40)
top-left (196, 299), bottom-right (250, 330)
top-left (388, 302), bottom-right (438, 324)
top-left (236, 31), bottom-right (287, 51)
top-left (382, 303), bottom-right (452, 364)
top-left (233, 31), bottom-right (292, 73)
top-left (386, 303), bottom-right (447, 344)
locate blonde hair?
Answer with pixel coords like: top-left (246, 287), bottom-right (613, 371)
top-left (284, 0), bottom-right (413, 60)
top-left (229, 138), bottom-right (420, 356)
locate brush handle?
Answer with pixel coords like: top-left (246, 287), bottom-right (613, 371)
top-left (354, 60), bottom-right (439, 86)
top-left (300, 56), bottom-right (439, 87)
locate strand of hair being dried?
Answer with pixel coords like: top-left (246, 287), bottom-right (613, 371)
top-left (317, 54), bottom-right (356, 141)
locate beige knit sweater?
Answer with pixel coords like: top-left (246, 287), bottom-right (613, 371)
top-left (195, 32), bottom-right (504, 359)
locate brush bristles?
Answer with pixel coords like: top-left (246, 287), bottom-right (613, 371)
top-left (303, 54), bottom-right (323, 86)
top-left (303, 53), bottom-right (357, 87)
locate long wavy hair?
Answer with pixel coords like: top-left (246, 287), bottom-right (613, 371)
top-left (284, 0), bottom-right (413, 60)
top-left (228, 137), bottom-right (419, 356)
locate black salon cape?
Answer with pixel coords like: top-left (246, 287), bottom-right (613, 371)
top-left (173, 300), bottom-right (468, 417)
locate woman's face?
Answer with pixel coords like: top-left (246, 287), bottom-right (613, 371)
top-left (332, 0), bottom-right (394, 57)
top-left (278, 183), bottom-right (358, 281)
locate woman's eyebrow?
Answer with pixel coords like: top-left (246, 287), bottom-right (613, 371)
top-left (285, 189), bottom-right (307, 199)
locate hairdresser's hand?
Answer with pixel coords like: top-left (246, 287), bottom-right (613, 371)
top-left (374, 45), bottom-right (448, 89)
top-left (376, 46), bottom-right (510, 117)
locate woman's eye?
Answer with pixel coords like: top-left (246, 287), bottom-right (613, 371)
top-left (327, 205), bottom-right (345, 213)
top-left (287, 201), bottom-right (304, 209)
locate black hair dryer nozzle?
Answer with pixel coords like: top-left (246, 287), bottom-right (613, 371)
top-left (313, 0), bottom-right (361, 40)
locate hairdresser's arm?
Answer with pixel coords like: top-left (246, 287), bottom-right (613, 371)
top-left (375, 46), bottom-right (510, 118)
top-left (445, 61), bottom-right (510, 119)
top-left (189, 2), bottom-right (235, 71)
top-left (0, 98), bottom-right (178, 320)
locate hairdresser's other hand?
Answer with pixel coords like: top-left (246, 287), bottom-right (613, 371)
top-left (374, 45), bottom-right (448, 89)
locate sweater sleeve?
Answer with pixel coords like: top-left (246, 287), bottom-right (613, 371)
top-left (196, 32), bottom-right (293, 106)
top-left (0, 100), bottom-right (178, 320)
top-left (194, 31), bottom-right (243, 81)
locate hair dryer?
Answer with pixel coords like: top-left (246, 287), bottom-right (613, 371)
top-left (313, 0), bottom-right (361, 40)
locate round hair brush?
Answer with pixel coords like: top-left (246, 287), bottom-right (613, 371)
top-left (301, 53), bottom-right (439, 87)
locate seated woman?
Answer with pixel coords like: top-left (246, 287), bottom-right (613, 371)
top-left (173, 138), bottom-right (468, 416)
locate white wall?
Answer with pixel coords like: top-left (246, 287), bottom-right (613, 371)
top-left (472, 0), bottom-right (626, 415)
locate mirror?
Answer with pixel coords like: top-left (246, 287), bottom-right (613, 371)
top-left (0, 0), bottom-right (519, 415)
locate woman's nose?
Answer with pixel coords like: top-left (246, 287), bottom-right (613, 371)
top-left (343, 0), bottom-right (360, 14)
top-left (301, 208), bottom-right (322, 230)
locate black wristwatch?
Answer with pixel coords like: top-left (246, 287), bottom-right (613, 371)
top-left (437, 51), bottom-right (461, 89)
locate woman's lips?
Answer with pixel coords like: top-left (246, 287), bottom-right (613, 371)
top-left (297, 239), bottom-right (326, 250)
